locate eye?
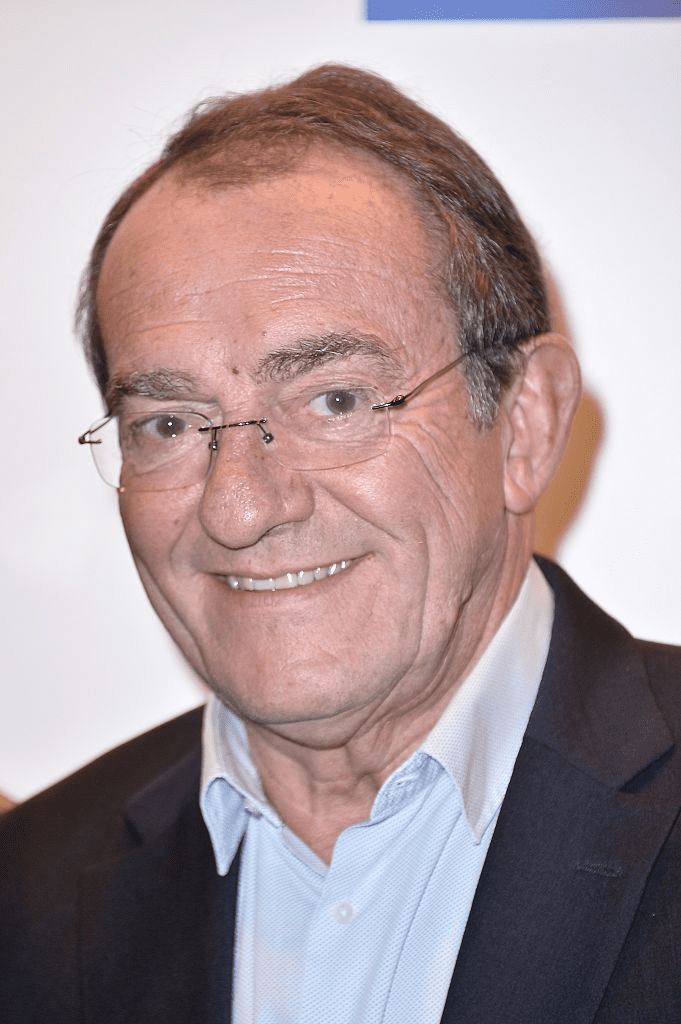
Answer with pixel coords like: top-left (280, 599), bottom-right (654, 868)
top-left (123, 411), bottom-right (202, 450)
top-left (143, 413), bottom-right (192, 439)
top-left (308, 389), bottom-right (362, 417)
top-left (116, 409), bottom-right (210, 479)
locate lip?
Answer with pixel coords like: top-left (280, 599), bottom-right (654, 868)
top-left (223, 558), bottom-right (355, 592)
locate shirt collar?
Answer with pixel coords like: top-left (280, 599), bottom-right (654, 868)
top-left (200, 698), bottom-right (274, 875)
top-left (201, 559), bottom-right (554, 871)
top-left (421, 559), bottom-right (554, 840)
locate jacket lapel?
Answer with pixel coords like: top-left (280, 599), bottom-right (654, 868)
top-left (440, 559), bottom-right (679, 1024)
top-left (79, 746), bottom-right (240, 1024)
top-left (440, 738), bottom-right (679, 1024)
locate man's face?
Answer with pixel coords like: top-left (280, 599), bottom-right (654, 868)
top-left (98, 150), bottom-right (519, 749)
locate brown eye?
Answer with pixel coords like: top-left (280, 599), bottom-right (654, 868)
top-left (309, 389), bottom-right (361, 417)
top-left (153, 415), bottom-right (189, 439)
top-left (124, 412), bottom-right (198, 451)
top-left (326, 390), bottom-right (357, 415)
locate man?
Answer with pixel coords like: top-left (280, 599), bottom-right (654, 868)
top-left (1, 65), bottom-right (680, 1023)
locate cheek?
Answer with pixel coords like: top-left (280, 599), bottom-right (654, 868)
top-left (391, 418), bottom-right (505, 528)
top-left (377, 425), bottom-right (509, 597)
top-left (118, 489), bottom-right (197, 582)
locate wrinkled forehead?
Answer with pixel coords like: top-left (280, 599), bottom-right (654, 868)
top-left (97, 147), bottom-right (456, 381)
top-left (98, 143), bottom-right (450, 304)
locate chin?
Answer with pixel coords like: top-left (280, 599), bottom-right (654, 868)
top-left (206, 667), bottom-right (383, 735)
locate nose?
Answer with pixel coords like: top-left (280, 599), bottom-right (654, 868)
top-left (197, 420), bottom-right (314, 549)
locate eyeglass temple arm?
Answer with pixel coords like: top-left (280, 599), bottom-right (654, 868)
top-left (371, 352), bottom-right (468, 410)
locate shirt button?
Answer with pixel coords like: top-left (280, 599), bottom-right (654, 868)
top-left (332, 901), bottom-right (355, 924)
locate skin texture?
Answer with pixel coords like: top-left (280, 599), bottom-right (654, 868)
top-left (98, 149), bottom-right (580, 860)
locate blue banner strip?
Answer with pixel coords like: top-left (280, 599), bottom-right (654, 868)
top-left (367, 0), bottom-right (679, 18)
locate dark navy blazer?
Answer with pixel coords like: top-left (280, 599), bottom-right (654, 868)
top-left (2, 558), bottom-right (681, 1023)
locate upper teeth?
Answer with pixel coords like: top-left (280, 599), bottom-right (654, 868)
top-left (225, 559), bottom-right (353, 592)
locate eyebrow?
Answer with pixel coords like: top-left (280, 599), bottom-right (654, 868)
top-left (105, 332), bottom-right (401, 412)
top-left (106, 368), bottom-right (199, 413)
top-left (254, 333), bottom-right (400, 383)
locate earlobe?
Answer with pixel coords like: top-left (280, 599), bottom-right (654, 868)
top-left (502, 333), bottom-right (582, 516)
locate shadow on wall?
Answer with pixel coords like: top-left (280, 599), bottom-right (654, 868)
top-left (534, 270), bottom-right (605, 560)
top-left (0, 792), bottom-right (16, 815)
top-left (535, 389), bottom-right (603, 558)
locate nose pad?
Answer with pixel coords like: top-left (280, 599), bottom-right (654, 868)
top-left (229, 419), bottom-right (275, 446)
top-left (201, 418), bottom-right (272, 453)
top-left (198, 418), bottom-right (313, 548)
top-left (203, 418), bottom-right (274, 483)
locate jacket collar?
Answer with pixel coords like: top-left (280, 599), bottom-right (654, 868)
top-left (125, 743), bottom-right (203, 843)
top-left (80, 735), bottom-right (240, 1024)
top-left (440, 557), bottom-right (678, 1024)
top-left (529, 557), bottom-right (673, 787)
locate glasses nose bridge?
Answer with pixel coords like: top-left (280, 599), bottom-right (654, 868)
top-left (203, 416), bottom-right (275, 471)
top-left (212, 417), bottom-right (273, 444)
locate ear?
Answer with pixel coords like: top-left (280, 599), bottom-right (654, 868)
top-left (501, 333), bottom-right (582, 516)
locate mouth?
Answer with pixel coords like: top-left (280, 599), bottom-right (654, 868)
top-left (223, 558), bottom-right (355, 592)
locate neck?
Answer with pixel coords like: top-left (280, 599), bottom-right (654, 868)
top-left (243, 529), bottom-right (534, 863)
top-left (244, 693), bottom-right (452, 863)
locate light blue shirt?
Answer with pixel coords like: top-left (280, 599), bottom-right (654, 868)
top-left (201, 560), bottom-right (554, 1024)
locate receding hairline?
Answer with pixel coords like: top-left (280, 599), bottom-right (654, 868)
top-left (96, 139), bottom-right (459, 351)
top-left (79, 63), bottom-right (550, 424)
top-left (103, 136), bottom-right (454, 273)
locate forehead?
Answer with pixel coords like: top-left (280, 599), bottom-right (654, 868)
top-left (97, 148), bottom-right (455, 382)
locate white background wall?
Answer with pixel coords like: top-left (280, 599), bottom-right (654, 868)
top-left (1, 1), bottom-right (679, 801)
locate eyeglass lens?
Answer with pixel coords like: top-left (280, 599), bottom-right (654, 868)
top-left (84, 387), bottom-right (392, 491)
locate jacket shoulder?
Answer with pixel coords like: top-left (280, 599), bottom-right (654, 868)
top-left (0, 705), bottom-right (204, 880)
top-left (639, 639), bottom-right (681, 704)
top-left (0, 708), bottom-right (205, 1020)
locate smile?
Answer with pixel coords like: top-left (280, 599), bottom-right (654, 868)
top-left (224, 559), bottom-right (354, 592)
